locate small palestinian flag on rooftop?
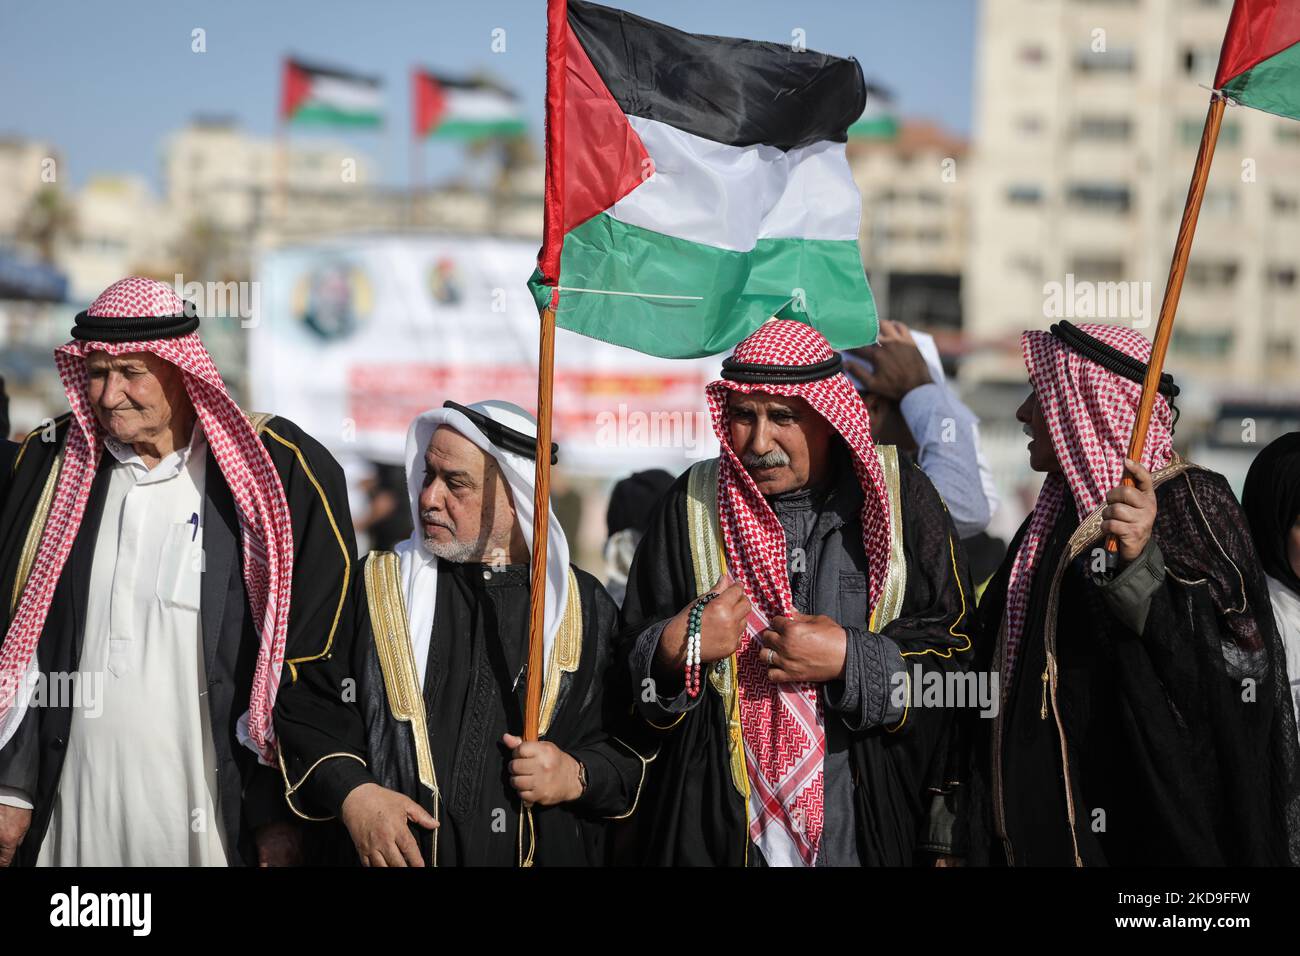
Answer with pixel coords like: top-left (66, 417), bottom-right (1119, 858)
top-left (1216, 0), bottom-right (1300, 120)
top-left (280, 58), bottom-right (384, 128)
top-left (531, 0), bottom-right (877, 359)
top-left (413, 70), bottom-right (526, 140)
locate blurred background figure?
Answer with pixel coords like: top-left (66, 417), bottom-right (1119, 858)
top-left (603, 469), bottom-right (674, 606)
top-left (844, 319), bottom-right (1005, 587)
top-left (1243, 431), bottom-right (1300, 734)
top-left (0, 376), bottom-right (16, 506)
top-left (353, 461), bottom-right (412, 553)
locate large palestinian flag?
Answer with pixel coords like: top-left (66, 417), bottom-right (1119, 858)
top-left (1215, 0), bottom-right (1300, 120)
top-left (530, 0), bottom-right (877, 359)
top-left (413, 71), bottom-right (526, 140)
top-left (280, 58), bottom-right (384, 128)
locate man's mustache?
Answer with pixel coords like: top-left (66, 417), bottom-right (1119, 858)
top-left (421, 510), bottom-right (455, 533)
top-left (741, 448), bottom-right (791, 469)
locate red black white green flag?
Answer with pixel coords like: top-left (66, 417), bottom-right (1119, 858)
top-left (412, 70), bottom-right (526, 140)
top-left (530, 0), bottom-right (878, 359)
top-left (280, 58), bottom-right (383, 128)
top-left (1216, 0), bottom-right (1300, 121)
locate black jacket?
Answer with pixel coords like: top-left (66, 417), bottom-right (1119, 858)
top-left (0, 414), bottom-right (356, 865)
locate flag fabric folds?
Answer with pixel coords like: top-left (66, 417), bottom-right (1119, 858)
top-left (1215, 0), bottom-right (1300, 121)
top-left (530, 0), bottom-right (878, 359)
top-left (413, 70), bottom-right (526, 140)
top-left (280, 58), bottom-right (383, 128)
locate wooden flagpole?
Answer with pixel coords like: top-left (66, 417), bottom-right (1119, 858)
top-left (1105, 92), bottom-right (1226, 554)
top-left (524, 303), bottom-right (557, 741)
top-left (523, 0), bottom-right (568, 745)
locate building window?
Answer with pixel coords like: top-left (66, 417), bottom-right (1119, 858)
top-left (1265, 335), bottom-right (1295, 358)
top-left (1273, 192), bottom-right (1299, 215)
top-left (1268, 265), bottom-right (1297, 289)
top-left (1182, 46), bottom-right (1219, 79)
top-left (1068, 182), bottom-right (1132, 213)
top-left (1075, 115), bottom-right (1132, 141)
top-left (1182, 118), bottom-right (1240, 145)
top-left (1076, 47), bottom-right (1136, 73)
top-left (1185, 260), bottom-right (1239, 288)
top-left (1020, 44), bottom-right (1046, 65)
top-left (1172, 327), bottom-right (1233, 357)
top-left (1202, 189), bottom-right (1239, 216)
top-left (1007, 184), bottom-right (1044, 205)
top-left (1070, 256), bottom-right (1126, 282)
top-left (1015, 114), bottom-right (1044, 136)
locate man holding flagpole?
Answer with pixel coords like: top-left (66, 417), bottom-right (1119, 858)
top-left (959, 322), bottom-right (1300, 866)
top-left (274, 400), bottom-right (644, 866)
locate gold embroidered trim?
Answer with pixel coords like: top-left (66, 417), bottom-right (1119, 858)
top-left (366, 551), bottom-right (440, 865)
top-left (261, 427), bottom-right (351, 681)
top-left (603, 735), bottom-right (655, 820)
top-left (538, 568), bottom-right (583, 737)
top-left (686, 459), bottom-right (749, 864)
top-left (277, 747), bottom-right (368, 822)
top-left (366, 553), bottom-right (438, 797)
top-left (871, 445), bottom-right (908, 632)
top-left (245, 410), bottom-right (275, 435)
top-left (10, 447), bottom-right (64, 616)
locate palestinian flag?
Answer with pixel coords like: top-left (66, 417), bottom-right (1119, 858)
top-left (848, 83), bottom-right (900, 140)
top-left (530, 0), bottom-right (877, 359)
top-left (1215, 0), bottom-right (1300, 120)
top-left (413, 70), bottom-right (526, 139)
top-left (280, 58), bottom-right (383, 128)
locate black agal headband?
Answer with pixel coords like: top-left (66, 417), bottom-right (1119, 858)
top-left (720, 353), bottom-right (843, 385)
top-left (443, 401), bottom-right (558, 465)
top-left (1049, 321), bottom-right (1180, 429)
top-left (1049, 321), bottom-right (1180, 401)
top-left (72, 304), bottom-right (200, 342)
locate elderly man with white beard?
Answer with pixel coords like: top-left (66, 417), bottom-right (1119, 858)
top-left (274, 400), bottom-right (644, 866)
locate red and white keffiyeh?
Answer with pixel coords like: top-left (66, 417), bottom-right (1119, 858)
top-left (1001, 323), bottom-right (1174, 687)
top-left (706, 319), bottom-right (893, 867)
top-left (0, 277), bottom-right (293, 764)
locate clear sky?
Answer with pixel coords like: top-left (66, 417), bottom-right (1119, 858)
top-left (0, 0), bottom-right (977, 190)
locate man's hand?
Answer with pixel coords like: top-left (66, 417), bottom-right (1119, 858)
top-left (761, 611), bottom-right (848, 684)
top-left (254, 820), bottom-right (304, 867)
top-left (0, 805), bottom-right (31, 867)
top-left (340, 782), bottom-right (437, 867)
top-left (854, 319), bottom-right (932, 401)
top-left (934, 854), bottom-right (965, 868)
top-left (1101, 458), bottom-right (1158, 564)
top-left (656, 571), bottom-right (752, 676)
top-left (502, 734), bottom-right (583, 806)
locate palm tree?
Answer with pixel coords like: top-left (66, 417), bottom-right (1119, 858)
top-left (16, 187), bottom-right (77, 263)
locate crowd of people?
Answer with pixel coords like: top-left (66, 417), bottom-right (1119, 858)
top-left (0, 275), bottom-right (1296, 867)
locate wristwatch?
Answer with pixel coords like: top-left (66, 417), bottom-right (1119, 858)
top-left (576, 758), bottom-right (588, 796)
